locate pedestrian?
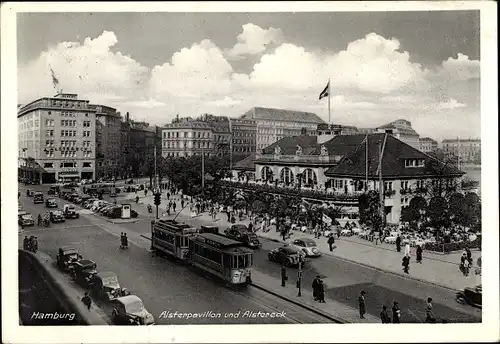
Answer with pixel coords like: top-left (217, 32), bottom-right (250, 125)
top-left (172, 202), bottom-right (177, 212)
top-left (312, 275), bottom-right (320, 301)
top-left (327, 235), bottom-right (335, 252)
top-left (317, 279), bottom-right (326, 303)
top-left (396, 235), bottom-right (401, 252)
top-left (167, 192), bottom-right (170, 200)
top-left (392, 301), bottom-right (401, 323)
top-left (23, 236), bottom-right (29, 251)
top-left (402, 255), bottom-right (410, 274)
top-left (33, 237), bottom-right (38, 253)
top-left (28, 236), bottom-right (35, 253)
top-left (380, 305), bottom-right (391, 323)
top-left (281, 264), bottom-right (287, 287)
top-left (281, 228), bottom-right (287, 241)
top-left (358, 291), bottom-right (366, 319)
top-left (231, 215), bottom-right (236, 224)
top-left (81, 292), bottom-right (92, 311)
top-left (416, 245), bottom-right (423, 264)
top-left (248, 222), bottom-right (253, 232)
top-left (425, 297), bottom-right (436, 323)
top-left (465, 246), bottom-right (472, 265)
top-left (404, 243), bottom-right (410, 258)
top-left (181, 199), bottom-right (185, 209)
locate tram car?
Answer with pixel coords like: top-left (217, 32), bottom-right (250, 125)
top-left (150, 220), bottom-right (253, 286)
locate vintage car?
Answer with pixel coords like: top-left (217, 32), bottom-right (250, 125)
top-left (224, 225), bottom-right (261, 248)
top-left (268, 246), bottom-right (306, 267)
top-left (111, 295), bottom-right (155, 325)
top-left (45, 198), bottom-right (58, 208)
top-left (18, 212), bottom-right (35, 227)
top-left (290, 238), bottom-right (321, 257)
top-left (63, 204), bottom-right (80, 219)
top-left (56, 246), bottom-right (82, 271)
top-left (50, 210), bottom-right (66, 223)
top-left (199, 225), bottom-right (219, 234)
top-left (456, 285), bottom-right (482, 308)
top-left (33, 192), bottom-right (44, 204)
top-left (48, 185), bottom-right (61, 195)
top-left (71, 259), bottom-right (98, 287)
top-left (90, 271), bottom-right (130, 301)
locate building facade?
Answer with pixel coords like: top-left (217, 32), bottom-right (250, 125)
top-left (419, 137), bottom-right (438, 153)
top-left (161, 120), bottom-right (214, 158)
top-left (242, 133), bottom-right (463, 225)
top-left (228, 117), bottom-right (257, 164)
top-left (18, 93), bottom-right (97, 183)
top-left (240, 107), bottom-right (325, 151)
top-left (376, 119), bottom-right (420, 149)
top-left (442, 138), bottom-right (481, 163)
top-left (94, 105), bottom-right (122, 179)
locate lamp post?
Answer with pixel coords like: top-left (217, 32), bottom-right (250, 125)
top-left (297, 256), bottom-right (303, 297)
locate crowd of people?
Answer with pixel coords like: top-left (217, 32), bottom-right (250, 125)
top-left (22, 235), bottom-right (38, 253)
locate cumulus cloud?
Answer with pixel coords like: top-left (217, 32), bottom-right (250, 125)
top-left (17, 29), bottom-right (479, 140)
top-left (226, 23), bottom-right (284, 59)
top-left (18, 30), bottom-right (149, 105)
top-left (242, 33), bottom-right (428, 94)
top-left (439, 98), bottom-right (467, 109)
top-left (439, 53), bottom-right (480, 81)
top-left (150, 39), bottom-right (233, 98)
top-left (207, 96), bottom-right (242, 107)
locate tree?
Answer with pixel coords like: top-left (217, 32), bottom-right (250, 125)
top-left (400, 196), bottom-right (427, 229)
top-left (464, 192), bottom-right (481, 230)
top-left (448, 192), bottom-right (466, 225)
top-left (427, 196), bottom-right (449, 228)
top-left (358, 191), bottom-right (382, 230)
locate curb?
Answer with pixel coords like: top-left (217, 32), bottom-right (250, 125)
top-left (249, 283), bottom-right (345, 324)
top-left (257, 235), bottom-right (461, 293)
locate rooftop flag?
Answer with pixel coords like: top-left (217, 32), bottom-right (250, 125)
top-left (50, 66), bottom-right (59, 90)
top-left (319, 81), bottom-right (330, 100)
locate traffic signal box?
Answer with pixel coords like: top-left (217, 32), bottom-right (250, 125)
top-left (154, 193), bottom-right (161, 206)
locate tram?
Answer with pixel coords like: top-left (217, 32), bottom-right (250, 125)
top-left (150, 220), bottom-right (253, 286)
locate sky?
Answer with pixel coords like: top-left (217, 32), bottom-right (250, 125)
top-left (17, 11), bottom-right (481, 141)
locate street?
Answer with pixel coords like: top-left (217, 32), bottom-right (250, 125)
top-left (17, 184), bottom-right (332, 324)
top-left (118, 198), bottom-right (481, 323)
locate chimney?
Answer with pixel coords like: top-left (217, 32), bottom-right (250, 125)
top-left (126, 112), bottom-right (130, 123)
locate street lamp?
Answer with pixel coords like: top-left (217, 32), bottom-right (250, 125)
top-left (297, 256), bottom-right (303, 297)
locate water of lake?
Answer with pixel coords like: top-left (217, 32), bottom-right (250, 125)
top-left (462, 166), bottom-right (481, 194)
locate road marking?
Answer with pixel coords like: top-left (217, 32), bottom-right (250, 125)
top-left (20, 224), bottom-right (95, 234)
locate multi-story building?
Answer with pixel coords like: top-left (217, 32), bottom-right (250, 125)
top-left (441, 138), bottom-right (481, 163)
top-left (236, 133), bottom-right (463, 224)
top-left (18, 93), bottom-right (97, 184)
top-left (375, 119), bottom-right (420, 149)
top-left (161, 120), bottom-right (213, 158)
top-left (93, 104), bottom-right (122, 179)
top-left (419, 137), bottom-right (438, 153)
top-left (239, 107), bottom-right (325, 151)
top-left (228, 117), bottom-right (257, 164)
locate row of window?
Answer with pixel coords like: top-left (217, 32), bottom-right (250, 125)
top-left (45, 150), bottom-right (93, 158)
top-left (42, 161), bottom-right (92, 168)
top-left (61, 120), bottom-right (77, 127)
top-left (163, 131), bottom-right (212, 139)
top-left (404, 159), bottom-right (425, 168)
top-left (191, 243), bottom-right (252, 268)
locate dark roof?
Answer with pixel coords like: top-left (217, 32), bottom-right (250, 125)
top-left (262, 136), bottom-right (319, 155)
top-left (325, 133), bottom-right (465, 179)
top-left (311, 135), bottom-right (366, 155)
top-left (241, 107), bottom-right (325, 124)
top-left (233, 154), bottom-right (255, 171)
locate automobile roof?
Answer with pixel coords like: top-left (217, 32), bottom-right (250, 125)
top-left (280, 246), bottom-right (300, 254)
top-left (116, 295), bottom-right (143, 305)
top-left (77, 259), bottom-right (96, 267)
top-left (97, 271), bottom-right (118, 279)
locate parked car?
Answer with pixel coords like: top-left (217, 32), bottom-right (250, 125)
top-left (268, 246), bottom-right (306, 267)
top-left (18, 212), bottom-right (35, 227)
top-left (48, 186), bottom-right (61, 195)
top-left (33, 192), bottom-right (44, 204)
top-left (224, 226), bottom-right (261, 248)
top-left (90, 271), bottom-right (130, 301)
top-left (105, 207), bottom-right (122, 218)
top-left (45, 198), bottom-right (58, 208)
top-left (71, 259), bottom-right (98, 288)
top-left (111, 295), bottom-right (155, 325)
top-left (290, 238), bottom-right (321, 257)
top-left (63, 204), bottom-right (79, 219)
top-left (56, 246), bottom-right (82, 271)
top-left (50, 210), bottom-right (65, 223)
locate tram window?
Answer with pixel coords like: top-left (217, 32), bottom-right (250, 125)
top-left (238, 255), bottom-right (246, 268)
top-left (223, 254), bottom-right (231, 267)
top-left (231, 256), bottom-right (238, 269)
top-left (175, 236), bottom-right (180, 246)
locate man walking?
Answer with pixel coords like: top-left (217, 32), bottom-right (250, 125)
top-left (402, 255), bottom-right (410, 274)
top-left (327, 235), bottom-right (335, 252)
top-left (416, 245), bottom-right (423, 264)
top-left (358, 291), bottom-right (366, 319)
top-left (380, 305), bottom-right (391, 323)
top-left (312, 275), bottom-right (320, 301)
top-left (281, 264), bottom-right (287, 287)
top-left (317, 279), bottom-right (326, 303)
top-left (396, 235), bottom-right (401, 252)
top-left (81, 292), bottom-right (92, 311)
top-left (392, 301), bottom-right (401, 323)
top-left (425, 297), bottom-right (436, 323)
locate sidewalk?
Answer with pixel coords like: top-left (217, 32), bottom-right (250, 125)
top-left (251, 270), bottom-right (379, 323)
top-left (123, 192), bottom-right (479, 291)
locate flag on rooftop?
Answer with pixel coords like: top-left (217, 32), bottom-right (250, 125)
top-left (319, 81), bottom-right (330, 100)
top-left (50, 66), bottom-right (59, 90)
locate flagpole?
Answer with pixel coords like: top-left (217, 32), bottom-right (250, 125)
top-left (365, 134), bottom-right (368, 191)
top-left (328, 78), bottom-right (331, 123)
